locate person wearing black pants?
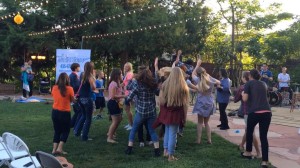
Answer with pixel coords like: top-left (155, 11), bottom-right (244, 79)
top-left (218, 103), bottom-right (229, 129)
top-left (242, 69), bottom-right (272, 168)
top-left (246, 113), bottom-right (271, 162)
top-left (216, 69), bottom-right (231, 130)
top-left (51, 73), bottom-right (75, 155)
top-left (52, 109), bottom-right (71, 149)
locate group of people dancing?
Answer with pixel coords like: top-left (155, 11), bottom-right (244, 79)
top-left (50, 50), bottom-right (272, 167)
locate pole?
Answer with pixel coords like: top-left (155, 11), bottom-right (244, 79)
top-left (81, 36), bottom-right (84, 49)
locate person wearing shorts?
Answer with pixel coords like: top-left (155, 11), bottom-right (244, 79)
top-left (93, 70), bottom-right (106, 120)
top-left (106, 69), bottom-right (126, 143)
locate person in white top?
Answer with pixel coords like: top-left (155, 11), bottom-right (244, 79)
top-left (278, 67), bottom-right (293, 100)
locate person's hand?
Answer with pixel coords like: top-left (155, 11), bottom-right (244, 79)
top-left (175, 58), bottom-right (179, 64)
top-left (177, 50), bottom-right (182, 56)
top-left (120, 83), bottom-right (125, 87)
top-left (241, 91), bottom-right (245, 96)
top-left (196, 59), bottom-right (202, 67)
top-left (31, 72), bottom-right (35, 75)
top-left (154, 57), bottom-right (158, 67)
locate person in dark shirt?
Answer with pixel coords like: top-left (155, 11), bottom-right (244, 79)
top-left (242, 69), bottom-right (272, 168)
top-left (260, 63), bottom-right (273, 87)
top-left (69, 63), bottom-right (81, 128)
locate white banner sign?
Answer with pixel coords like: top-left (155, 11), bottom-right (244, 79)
top-left (56, 49), bottom-right (91, 80)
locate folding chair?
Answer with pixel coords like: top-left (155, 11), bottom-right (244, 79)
top-left (36, 151), bottom-right (64, 168)
top-left (0, 140), bottom-right (11, 167)
top-left (2, 132), bottom-right (41, 168)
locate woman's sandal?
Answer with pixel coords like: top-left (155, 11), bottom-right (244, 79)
top-left (240, 152), bottom-right (253, 160)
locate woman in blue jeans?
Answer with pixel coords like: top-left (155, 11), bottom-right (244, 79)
top-left (155, 67), bottom-right (189, 161)
top-left (74, 62), bottom-right (96, 141)
top-left (124, 66), bottom-right (160, 156)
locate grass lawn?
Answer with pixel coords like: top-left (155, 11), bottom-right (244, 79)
top-left (0, 100), bottom-right (262, 168)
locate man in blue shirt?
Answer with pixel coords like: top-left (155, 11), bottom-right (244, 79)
top-left (260, 64), bottom-right (273, 87)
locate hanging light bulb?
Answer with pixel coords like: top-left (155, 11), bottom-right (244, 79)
top-left (14, 12), bottom-right (24, 25)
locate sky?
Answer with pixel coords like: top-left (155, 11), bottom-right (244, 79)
top-left (204, 0), bottom-right (300, 32)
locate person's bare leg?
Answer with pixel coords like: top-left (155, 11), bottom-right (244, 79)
top-left (204, 117), bottom-right (211, 144)
top-left (56, 141), bottom-right (67, 154)
top-left (52, 143), bottom-right (58, 154)
top-left (197, 115), bottom-right (204, 144)
top-left (125, 104), bottom-right (133, 126)
top-left (112, 115), bottom-right (122, 139)
top-left (253, 134), bottom-right (261, 158)
top-left (107, 115), bottom-right (120, 143)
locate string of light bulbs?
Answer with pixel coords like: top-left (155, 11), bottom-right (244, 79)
top-left (82, 17), bottom-right (201, 40)
top-left (0, 1), bottom-right (48, 21)
top-left (28, 3), bottom-right (162, 36)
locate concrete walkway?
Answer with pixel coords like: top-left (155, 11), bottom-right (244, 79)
top-left (187, 103), bottom-right (300, 168)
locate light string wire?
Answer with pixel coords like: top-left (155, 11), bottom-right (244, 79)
top-left (82, 17), bottom-right (201, 40)
top-left (28, 3), bottom-right (163, 36)
top-left (0, 0), bottom-right (49, 21)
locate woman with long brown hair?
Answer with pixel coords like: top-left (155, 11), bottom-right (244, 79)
top-left (156, 67), bottom-right (189, 161)
top-left (124, 66), bottom-right (160, 156)
top-left (74, 62), bottom-right (97, 141)
top-left (51, 72), bottom-right (74, 155)
top-left (107, 68), bottom-right (126, 143)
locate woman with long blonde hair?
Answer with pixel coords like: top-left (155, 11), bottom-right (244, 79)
top-left (191, 59), bottom-right (220, 144)
top-left (156, 67), bottom-right (189, 161)
top-left (122, 62), bottom-right (134, 130)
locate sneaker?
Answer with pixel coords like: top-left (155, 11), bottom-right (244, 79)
top-left (154, 148), bottom-right (161, 157)
top-left (126, 125), bottom-right (132, 131)
top-left (147, 141), bottom-right (153, 146)
top-left (125, 146), bottom-right (133, 155)
top-left (96, 114), bottom-right (103, 119)
top-left (139, 142), bottom-right (145, 147)
top-left (124, 124), bottom-right (130, 129)
top-left (20, 96), bottom-right (27, 100)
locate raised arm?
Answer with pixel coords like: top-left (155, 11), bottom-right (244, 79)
top-left (192, 59), bottom-right (202, 79)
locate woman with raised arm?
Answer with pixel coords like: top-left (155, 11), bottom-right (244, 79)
top-left (191, 59), bottom-right (220, 144)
